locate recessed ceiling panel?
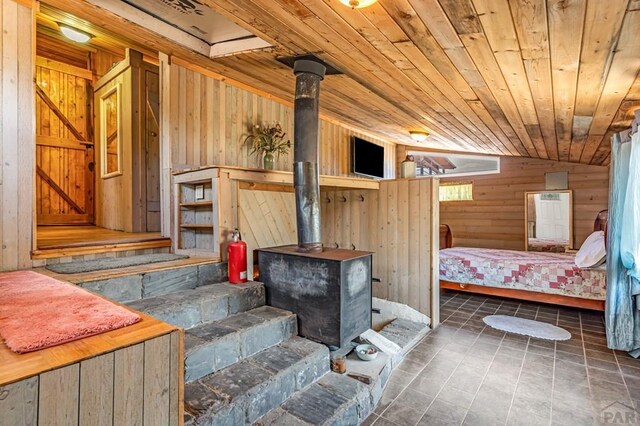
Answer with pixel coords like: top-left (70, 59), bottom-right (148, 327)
top-left (122, 0), bottom-right (252, 44)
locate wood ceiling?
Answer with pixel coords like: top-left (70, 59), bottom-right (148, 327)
top-left (44, 0), bottom-right (640, 165)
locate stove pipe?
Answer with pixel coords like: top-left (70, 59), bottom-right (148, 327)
top-left (293, 60), bottom-right (326, 253)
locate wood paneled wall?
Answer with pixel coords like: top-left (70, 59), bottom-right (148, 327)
top-left (429, 154), bottom-right (609, 250)
top-left (321, 179), bottom-right (439, 317)
top-left (238, 179), bottom-right (440, 318)
top-left (167, 63), bottom-right (396, 178)
top-left (0, 0), bottom-right (35, 271)
top-left (239, 187), bottom-right (297, 271)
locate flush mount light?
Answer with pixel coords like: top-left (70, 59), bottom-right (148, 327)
top-left (410, 131), bottom-right (429, 142)
top-left (339, 0), bottom-right (378, 9)
top-left (58, 24), bottom-right (93, 43)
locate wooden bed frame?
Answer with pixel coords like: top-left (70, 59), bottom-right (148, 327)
top-left (439, 210), bottom-right (608, 311)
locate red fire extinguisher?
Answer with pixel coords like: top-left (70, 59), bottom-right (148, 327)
top-left (228, 229), bottom-right (248, 284)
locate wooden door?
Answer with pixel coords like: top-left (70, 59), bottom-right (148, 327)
top-left (35, 57), bottom-right (94, 225)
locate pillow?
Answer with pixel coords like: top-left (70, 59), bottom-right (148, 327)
top-left (575, 231), bottom-right (607, 268)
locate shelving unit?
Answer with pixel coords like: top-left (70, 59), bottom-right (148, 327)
top-left (173, 169), bottom-right (220, 258)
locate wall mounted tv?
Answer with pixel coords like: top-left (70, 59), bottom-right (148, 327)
top-left (351, 137), bottom-right (385, 179)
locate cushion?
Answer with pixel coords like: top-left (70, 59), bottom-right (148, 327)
top-left (575, 231), bottom-right (607, 268)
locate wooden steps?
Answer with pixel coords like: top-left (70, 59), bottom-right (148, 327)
top-left (32, 238), bottom-right (172, 259)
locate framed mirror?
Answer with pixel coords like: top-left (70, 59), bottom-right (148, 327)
top-left (100, 84), bottom-right (122, 178)
top-left (525, 190), bottom-right (573, 252)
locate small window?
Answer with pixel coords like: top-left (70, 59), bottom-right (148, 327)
top-left (439, 182), bottom-right (473, 202)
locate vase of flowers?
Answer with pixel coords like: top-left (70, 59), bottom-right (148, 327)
top-left (244, 123), bottom-right (291, 170)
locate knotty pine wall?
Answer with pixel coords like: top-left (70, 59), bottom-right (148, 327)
top-left (167, 64), bottom-right (396, 178)
top-left (0, 0), bottom-right (35, 271)
top-left (416, 152), bottom-right (609, 251)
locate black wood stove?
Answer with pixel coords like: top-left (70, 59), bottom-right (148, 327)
top-left (258, 245), bottom-right (372, 347)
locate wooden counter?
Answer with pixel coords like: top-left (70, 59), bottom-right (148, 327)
top-left (0, 308), bottom-right (183, 426)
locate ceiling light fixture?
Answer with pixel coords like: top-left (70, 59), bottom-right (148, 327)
top-left (339, 0), bottom-right (378, 9)
top-left (410, 131), bottom-right (429, 142)
top-left (58, 24), bottom-right (93, 43)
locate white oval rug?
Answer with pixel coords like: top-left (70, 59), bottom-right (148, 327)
top-left (483, 315), bottom-right (572, 341)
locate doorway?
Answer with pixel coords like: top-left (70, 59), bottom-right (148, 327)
top-left (34, 11), bottom-right (164, 252)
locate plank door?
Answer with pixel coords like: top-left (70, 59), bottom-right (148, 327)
top-left (35, 57), bottom-right (94, 225)
top-left (145, 69), bottom-right (161, 232)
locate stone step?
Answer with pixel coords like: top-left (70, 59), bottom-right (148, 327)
top-left (39, 259), bottom-right (228, 303)
top-left (256, 373), bottom-right (372, 426)
top-left (127, 281), bottom-right (265, 329)
top-left (185, 306), bottom-right (297, 382)
top-left (184, 337), bottom-right (329, 426)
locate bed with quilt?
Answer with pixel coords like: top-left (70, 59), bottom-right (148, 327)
top-left (438, 211), bottom-right (608, 310)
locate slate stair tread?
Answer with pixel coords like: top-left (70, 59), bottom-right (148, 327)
top-left (127, 281), bottom-right (265, 329)
top-left (184, 336), bottom-right (329, 426)
top-left (184, 306), bottom-right (297, 382)
top-left (253, 372), bottom-right (371, 426)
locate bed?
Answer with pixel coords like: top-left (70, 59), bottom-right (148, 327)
top-left (439, 211), bottom-right (608, 310)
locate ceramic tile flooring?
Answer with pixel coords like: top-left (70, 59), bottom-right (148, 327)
top-left (364, 291), bottom-right (640, 426)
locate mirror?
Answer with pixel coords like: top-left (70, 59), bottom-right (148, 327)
top-left (525, 190), bottom-right (573, 252)
top-left (100, 84), bottom-right (121, 177)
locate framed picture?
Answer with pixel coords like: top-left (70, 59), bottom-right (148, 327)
top-left (195, 184), bottom-right (205, 200)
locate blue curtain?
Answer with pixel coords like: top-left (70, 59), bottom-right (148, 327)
top-left (606, 132), bottom-right (640, 355)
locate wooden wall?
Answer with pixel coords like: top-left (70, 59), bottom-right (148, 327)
top-left (429, 154), bottom-right (610, 250)
top-left (239, 187), bottom-right (297, 270)
top-left (238, 179), bottom-right (440, 318)
top-left (167, 63), bottom-right (396, 178)
top-left (0, 0), bottom-right (35, 271)
top-left (0, 331), bottom-right (182, 426)
top-left (321, 179), bottom-right (439, 317)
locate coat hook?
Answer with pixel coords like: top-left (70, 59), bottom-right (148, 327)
top-left (334, 242), bottom-right (339, 248)
top-left (358, 194), bottom-right (365, 202)
top-left (351, 243), bottom-right (356, 250)
top-left (325, 196), bottom-right (331, 203)
top-left (339, 196), bottom-right (347, 202)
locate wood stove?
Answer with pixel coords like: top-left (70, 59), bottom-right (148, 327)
top-left (257, 245), bottom-right (372, 347)
top-left (256, 58), bottom-right (373, 348)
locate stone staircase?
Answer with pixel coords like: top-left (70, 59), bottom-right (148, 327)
top-left (59, 258), bottom-right (429, 425)
top-left (127, 280), bottom-right (377, 425)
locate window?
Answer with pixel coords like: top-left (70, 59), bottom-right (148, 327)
top-left (439, 182), bottom-right (473, 202)
top-left (409, 151), bottom-right (500, 178)
top-left (100, 83), bottom-right (122, 178)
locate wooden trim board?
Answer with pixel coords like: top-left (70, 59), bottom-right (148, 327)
top-left (440, 280), bottom-right (605, 311)
top-left (32, 239), bottom-right (171, 259)
top-left (173, 165), bottom-right (380, 190)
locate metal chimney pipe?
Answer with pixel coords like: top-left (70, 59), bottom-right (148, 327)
top-left (293, 59), bottom-right (326, 253)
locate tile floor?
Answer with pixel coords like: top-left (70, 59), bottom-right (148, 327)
top-left (364, 291), bottom-right (640, 426)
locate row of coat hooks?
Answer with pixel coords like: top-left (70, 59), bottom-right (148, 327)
top-left (331, 242), bottom-right (358, 250)
top-left (324, 194), bottom-right (366, 203)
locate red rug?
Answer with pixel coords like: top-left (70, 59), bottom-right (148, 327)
top-left (0, 271), bottom-right (140, 353)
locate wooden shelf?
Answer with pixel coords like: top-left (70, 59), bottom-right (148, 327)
top-left (180, 201), bottom-right (213, 208)
top-left (180, 223), bottom-right (214, 229)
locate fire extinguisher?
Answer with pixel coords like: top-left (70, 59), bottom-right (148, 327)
top-left (228, 229), bottom-right (248, 284)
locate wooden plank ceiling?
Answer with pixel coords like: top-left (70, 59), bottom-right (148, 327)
top-left (44, 0), bottom-right (640, 165)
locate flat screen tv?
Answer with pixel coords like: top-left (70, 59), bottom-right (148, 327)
top-left (351, 137), bottom-right (385, 179)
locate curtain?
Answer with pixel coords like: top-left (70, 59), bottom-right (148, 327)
top-left (606, 132), bottom-right (640, 355)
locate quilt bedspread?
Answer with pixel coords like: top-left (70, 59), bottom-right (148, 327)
top-left (440, 247), bottom-right (606, 300)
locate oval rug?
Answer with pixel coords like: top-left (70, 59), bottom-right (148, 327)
top-left (483, 315), bottom-right (571, 341)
